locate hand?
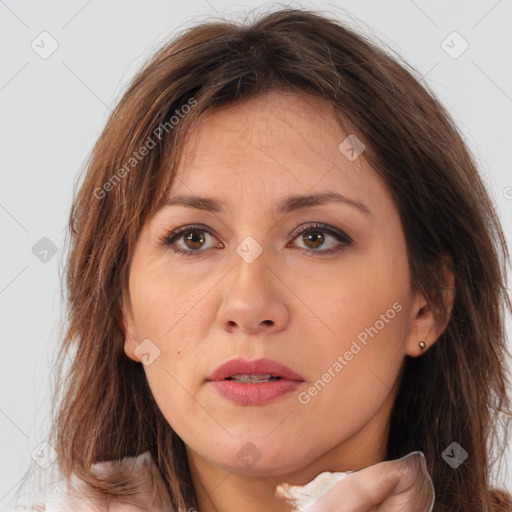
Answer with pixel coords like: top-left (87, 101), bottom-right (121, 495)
top-left (308, 452), bottom-right (434, 512)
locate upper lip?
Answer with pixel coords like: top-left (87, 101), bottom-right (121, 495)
top-left (207, 357), bottom-right (304, 381)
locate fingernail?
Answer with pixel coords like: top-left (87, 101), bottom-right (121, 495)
top-left (400, 451), bottom-right (428, 472)
top-left (401, 450), bottom-right (423, 460)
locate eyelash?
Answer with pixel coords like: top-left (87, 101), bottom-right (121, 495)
top-left (159, 223), bottom-right (353, 258)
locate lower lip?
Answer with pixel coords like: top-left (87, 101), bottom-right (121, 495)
top-left (208, 379), bottom-right (304, 405)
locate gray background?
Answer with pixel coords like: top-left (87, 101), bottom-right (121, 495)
top-left (1, 0), bottom-right (511, 504)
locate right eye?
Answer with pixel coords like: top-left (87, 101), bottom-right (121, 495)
top-left (159, 225), bottom-right (222, 256)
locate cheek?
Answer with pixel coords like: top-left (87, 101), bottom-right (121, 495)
top-left (301, 304), bottom-right (407, 400)
top-left (143, 364), bottom-right (208, 445)
top-left (297, 252), bottom-right (408, 346)
top-left (296, 244), bottom-right (409, 408)
top-left (128, 270), bottom-right (215, 423)
top-left (130, 262), bottom-right (214, 353)
top-left (297, 311), bottom-right (407, 447)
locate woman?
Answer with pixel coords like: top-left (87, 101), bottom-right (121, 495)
top-left (9, 6), bottom-right (511, 512)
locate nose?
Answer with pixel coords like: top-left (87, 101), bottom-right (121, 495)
top-left (217, 246), bottom-right (290, 335)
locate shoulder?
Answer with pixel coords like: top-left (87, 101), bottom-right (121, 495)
top-left (2, 451), bottom-right (175, 512)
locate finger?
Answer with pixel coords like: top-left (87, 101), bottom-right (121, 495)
top-left (308, 452), bottom-right (434, 512)
top-left (309, 470), bottom-right (395, 512)
top-left (380, 452), bottom-right (435, 512)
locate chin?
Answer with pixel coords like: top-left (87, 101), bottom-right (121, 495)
top-left (202, 440), bottom-right (311, 477)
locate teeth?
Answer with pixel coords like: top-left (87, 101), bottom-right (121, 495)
top-left (228, 373), bottom-right (280, 383)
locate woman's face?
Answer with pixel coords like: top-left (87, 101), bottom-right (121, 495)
top-left (122, 91), bottom-right (433, 479)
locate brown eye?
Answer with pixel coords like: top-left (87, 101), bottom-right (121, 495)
top-left (301, 229), bottom-right (325, 250)
top-left (161, 225), bottom-right (221, 256)
top-left (289, 223), bottom-right (352, 256)
top-left (182, 229), bottom-right (207, 250)
top-left (160, 222), bottom-right (352, 258)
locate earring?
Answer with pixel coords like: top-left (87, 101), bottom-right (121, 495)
top-left (419, 341), bottom-right (426, 349)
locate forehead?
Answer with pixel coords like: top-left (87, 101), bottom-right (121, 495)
top-left (179, 91), bottom-right (346, 170)
top-left (165, 91), bottom-right (392, 220)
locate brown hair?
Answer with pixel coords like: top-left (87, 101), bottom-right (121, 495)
top-left (17, 6), bottom-right (512, 512)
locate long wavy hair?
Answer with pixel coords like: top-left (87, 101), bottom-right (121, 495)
top-left (15, 6), bottom-right (512, 512)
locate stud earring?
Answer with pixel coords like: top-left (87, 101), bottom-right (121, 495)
top-left (419, 341), bottom-right (426, 349)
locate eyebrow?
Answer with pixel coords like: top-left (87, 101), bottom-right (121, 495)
top-left (161, 191), bottom-right (372, 217)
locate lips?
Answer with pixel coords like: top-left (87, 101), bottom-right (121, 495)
top-left (206, 357), bottom-right (304, 382)
top-left (206, 357), bottom-right (305, 406)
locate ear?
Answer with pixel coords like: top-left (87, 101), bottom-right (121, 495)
top-left (405, 258), bottom-right (455, 357)
top-left (117, 289), bottom-right (140, 363)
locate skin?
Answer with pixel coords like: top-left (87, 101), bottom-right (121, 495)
top-left (121, 90), bottom-right (453, 512)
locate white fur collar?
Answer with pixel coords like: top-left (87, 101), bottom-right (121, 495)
top-left (3, 451), bottom-right (176, 512)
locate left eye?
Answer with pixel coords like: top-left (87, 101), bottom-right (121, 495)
top-left (288, 223), bottom-right (352, 254)
top-left (160, 223), bottom-right (352, 257)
